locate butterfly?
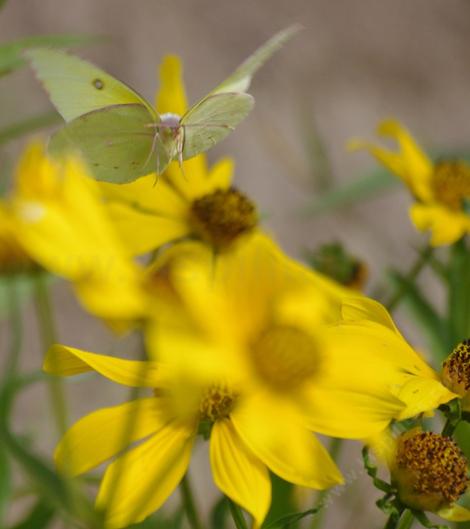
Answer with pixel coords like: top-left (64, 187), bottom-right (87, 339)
top-left (26, 25), bottom-right (300, 184)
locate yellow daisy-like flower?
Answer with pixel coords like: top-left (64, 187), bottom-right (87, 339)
top-left (43, 344), bottom-right (343, 529)
top-left (146, 232), bottom-right (456, 439)
top-left (100, 56), bottom-right (258, 256)
top-left (9, 142), bottom-right (144, 320)
top-left (369, 428), bottom-right (470, 522)
top-left (349, 120), bottom-right (470, 246)
top-left (442, 339), bottom-right (470, 411)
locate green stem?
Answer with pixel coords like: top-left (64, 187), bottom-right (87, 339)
top-left (386, 246), bottom-right (433, 312)
top-left (397, 510), bottom-right (414, 529)
top-left (310, 438), bottom-right (343, 529)
top-left (5, 279), bottom-right (22, 376)
top-left (33, 272), bottom-right (68, 436)
top-left (180, 474), bottom-right (204, 529)
top-left (227, 498), bottom-right (248, 529)
top-left (384, 509), bottom-right (404, 529)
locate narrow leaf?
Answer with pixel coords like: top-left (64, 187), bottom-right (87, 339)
top-left (10, 500), bottom-right (55, 529)
top-left (0, 34), bottom-right (102, 77)
top-left (0, 111), bottom-right (61, 146)
top-left (0, 443), bottom-right (10, 526)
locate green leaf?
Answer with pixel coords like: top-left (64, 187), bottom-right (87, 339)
top-left (0, 34), bottom-right (102, 77)
top-left (447, 238), bottom-right (470, 349)
top-left (10, 500), bottom-right (55, 529)
top-left (412, 509), bottom-right (449, 529)
top-left (361, 446), bottom-right (393, 494)
top-left (0, 443), bottom-right (10, 526)
top-left (0, 111), bottom-right (61, 146)
top-left (388, 270), bottom-right (447, 359)
top-left (211, 497), bottom-right (229, 529)
top-left (301, 168), bottom-right (397, 216)
top-left (263, 507), bottom-right (321, 529)
top-left (263, 475), bottom-right (297, 528)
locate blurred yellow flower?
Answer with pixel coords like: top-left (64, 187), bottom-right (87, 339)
top-left (350, 120), bottom-right (470, 246)
top-left (9, 142), bottom-right (144, 320)
top-left (369, 428), bottom-right (470, 521)
top-left (100, 55), bottom-right (258, 256)
top-left (43, 344), bottom-right (343, 529)
top-left (146, 232), bottom-right (455, 439)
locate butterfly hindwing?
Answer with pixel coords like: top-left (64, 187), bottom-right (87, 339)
top-left (25, 48), bottom-right (157, 122)
top-left (181, 92), bottom-right (254, 159)
top-left (49, 104), bottom-right (170, 183)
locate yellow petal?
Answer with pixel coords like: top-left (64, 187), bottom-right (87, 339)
top-left (303, 386), bottom-right (404, 439)
top-left (97, 421), bottom-right (194, 528)
top-left (366, 428), bottom-right (397, 469)
top-left (410, 203), bottom-right (470, 246)
top-left (105, 202), bottom-right (189, 256)
top-left (211, 419), bottom-right (271, 529)
top-left (55, 397), bottom-right (166, 476)
top-left (394, 376), bottom-right (457, 420)
top-left (437, 503), bottom-right (470, 522)
top-left (340, 295), bottom-right (400, 334)
top-left (207, 157), bottom-right (235, 191)
top-left (44, 345), bottom-right (161, 387)
top-left (349, 119), bottom-right (433, 202)
top-left (231, 393), bottom-right (343, 489)
top-left (156, 55), bottom-right (188, 115)
top-left (100, 174), bottom-right (188, 218)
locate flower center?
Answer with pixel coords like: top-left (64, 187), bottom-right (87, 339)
top-left (250, 325), bottom-right (320, 391)
top-left (190, 188), bottom-right (258, 248)
top-left (442, 340), bottom-right (470, 397)
top-left (394, 431), bottom-right (469, 511)
top-left (431, 161), bottom-right (470, 210)
top-left (199, 385), bottom-right (236, 422)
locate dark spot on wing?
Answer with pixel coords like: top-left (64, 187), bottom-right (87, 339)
top-left (93, 163), bottom-right (100, 167)
top-left (93, 78), bottom-right (104, 90)
top-left (113, 166), bottom-right (119, 170)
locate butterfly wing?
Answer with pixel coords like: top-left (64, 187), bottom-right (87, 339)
top-left (178, 25), bottom-right (299, 160)
top-left (203, 24), bottom-right (301, 98)
top-left (180, 92), bottom-right (254, 159)
top-left (25, 48), bottom-right (157, 122)
top-left (49, 104), bottom-right (170, 183)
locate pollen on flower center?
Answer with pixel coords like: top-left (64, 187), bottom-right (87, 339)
top-left (442, 340), bottom-right (470, 397)
top-left (250, 325), bottom-right (320, 391)
top-left (199, 385), bottom-right (236, 422)
top-left (190, 187), bottom-right (258, 248)
top-left (394, 430), bottom-right (469, 512)
top-left (431, 161), bottom-right (470, 210)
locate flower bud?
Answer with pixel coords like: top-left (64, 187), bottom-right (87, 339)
top-left (442, 340), bottom-right (470, 409)
top-left (391, 429), bottom-right (469, 513)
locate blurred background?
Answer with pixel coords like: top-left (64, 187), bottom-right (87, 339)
top-left (2, 1), bottom-right (470, 527)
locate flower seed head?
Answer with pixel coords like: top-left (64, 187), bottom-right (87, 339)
top-left (190, 187), bottom-right (258, 249)
top-left (442, 340), bottom-right (470, 405)
top-left (392, 430), bottom-right (469, 513)
top-left (431, 161), bottom-right (470, 210)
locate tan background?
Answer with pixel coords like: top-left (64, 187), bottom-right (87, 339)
top-left (1, 1), bottom-right (470, 527)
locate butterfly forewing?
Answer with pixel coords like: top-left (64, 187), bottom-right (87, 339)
top-left (181, 93), bottom-right (254, 159)
top-left (48, 104), bottom-right (169, 184)
top-left (26, 48), bottom-right (157, 122)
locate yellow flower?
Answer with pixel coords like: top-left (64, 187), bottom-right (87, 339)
top-left (9, 142), bottom-right (144, 320)
top-left (369, 428), bottom-right (470, 521)
top-left (146, 232), bottom-right (455, 439)
top-left (100, 56), bottom-right (258, 256)
top-left (43, 344), bottom-right (343, 529)
top-left (349, 120), bottom-right (470, 246)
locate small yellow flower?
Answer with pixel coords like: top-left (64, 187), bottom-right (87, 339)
top-left (100, 56), bottom-right (258, 256)
top-left (146, 232), bottom-right (455, 438)
top-left (43, 344), bottom-right (343, 529)
top-left (9, 142), bottom-right (144, 320)
top-left (369, 428), bottom-right (470, 521)
top-left (349, 120), bottom-right (470, 246)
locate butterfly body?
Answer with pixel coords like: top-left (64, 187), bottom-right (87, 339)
top-left (26, 25), bottom-right (300, 183)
